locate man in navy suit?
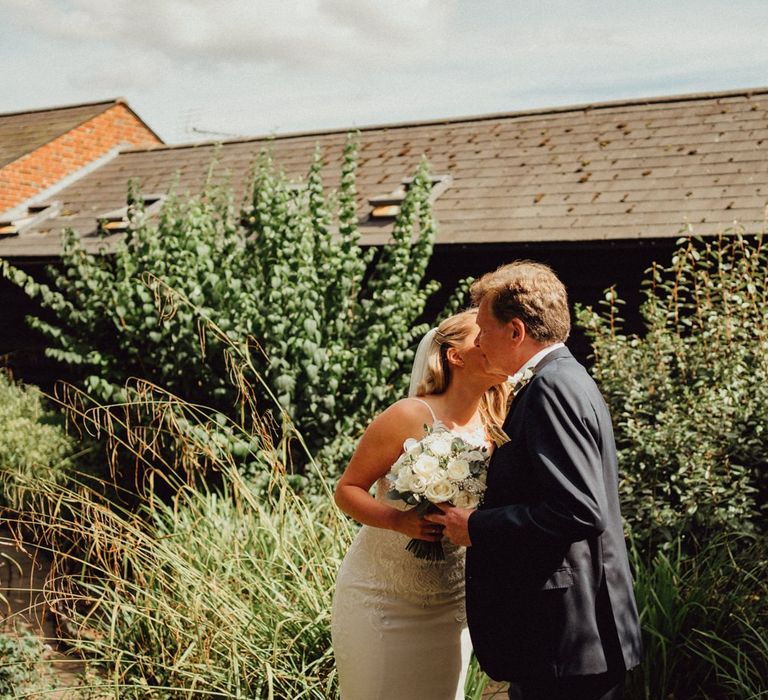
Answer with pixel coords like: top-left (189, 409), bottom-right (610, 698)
top-left (428, 261), bottom-right (642, 700)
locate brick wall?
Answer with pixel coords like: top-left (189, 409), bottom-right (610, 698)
top-left (0, 103), bottom-right (161, 213)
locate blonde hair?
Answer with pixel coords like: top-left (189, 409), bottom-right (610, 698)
top-left (414, 309), bottom-right (510, 440)
top-left (470, 260), bottom-right (570, 343)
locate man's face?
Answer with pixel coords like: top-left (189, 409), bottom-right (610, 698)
top-left (475, 298), bottom-right (522, 376)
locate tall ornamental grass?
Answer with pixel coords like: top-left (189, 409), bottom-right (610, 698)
top-left (7, 380), bottom-right (352, 698)
top-left (627, 533), bottom-right (768, 699)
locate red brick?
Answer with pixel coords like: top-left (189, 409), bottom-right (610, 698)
top-left (0, 103), bottom-right (160, 212)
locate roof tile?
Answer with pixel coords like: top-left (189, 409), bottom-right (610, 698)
top-left (0, 100), bottom-right (119, 168)
top-left (4, 88), bottom-right (768, 256)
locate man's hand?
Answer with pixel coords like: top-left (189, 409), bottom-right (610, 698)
top-left (424, 503), bottom-right (474, 547)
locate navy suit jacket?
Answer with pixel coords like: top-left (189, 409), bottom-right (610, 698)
top-left (466, 346), bottom-right (643, 681)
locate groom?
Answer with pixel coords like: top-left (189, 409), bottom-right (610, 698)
top-left (427, 261), bottom-right (643, 700)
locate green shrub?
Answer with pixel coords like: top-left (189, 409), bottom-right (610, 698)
top-left (2, 142), bottom-right (465, 478)
top-left (577, 233), bottom-right (767, 550)
top-left (0, 373), bottom-right (73, 510)
top-left (0, 630), bottom-right (54, 699)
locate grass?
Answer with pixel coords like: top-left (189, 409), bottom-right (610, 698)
top-left (627, 532), bottom-right (768, 699)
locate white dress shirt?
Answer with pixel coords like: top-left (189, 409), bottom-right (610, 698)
top-left (507, 342), bottom-right (565, 385)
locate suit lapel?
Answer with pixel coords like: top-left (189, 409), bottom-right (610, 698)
top-left (532, 345), bottom-right (572, 374)
top-left (505, 346), bottom-right (573, 419)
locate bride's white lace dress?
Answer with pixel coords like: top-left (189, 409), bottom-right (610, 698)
top-left (331, 399), bottom-right (491, 700)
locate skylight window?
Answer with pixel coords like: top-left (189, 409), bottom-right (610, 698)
top-left (0, 221), bottom-right (17, 237)
top-left (0, 201), bottom-right (62, 237)
top-left (97, 194), bottom-right (166, 235)
top-left (367, 174), bottom-right (452, 221)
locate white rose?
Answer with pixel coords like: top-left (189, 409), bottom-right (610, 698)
top-left (409, 474), bottom-right (429, 494)
top-left (395, 469), bottom-right (428, 494)
top-left (388, 453), bottom-right (410, 477)
top-left (429, 436), bottom-right (453, 456)
top-left (453, 489), bottom-right (479, 509)
top-left (402, 437), bottom-right (422, 456)
top-left (394, 467), bottom-right (415, 493)
top-left (425, 478), bottom-right (458, 503)
top-left (446, 458), bottom-right (471, 481)
top-left (412, 454), bottom-right (441, 478)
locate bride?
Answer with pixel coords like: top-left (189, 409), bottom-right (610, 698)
top-left (332, 309), bottom-right (510, 700)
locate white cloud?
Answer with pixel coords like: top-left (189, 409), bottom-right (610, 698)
top-left (448, 1), bottom-right (768, 81)
top-left (0, 0), bottom-right (453, 68)
top-left (68, 49), bottom-right (176, 93)
top-left (1, 0), bottom-right (767, 143)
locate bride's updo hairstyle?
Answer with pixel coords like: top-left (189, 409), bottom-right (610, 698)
top-left (414, 309), bottom-right (510, 438)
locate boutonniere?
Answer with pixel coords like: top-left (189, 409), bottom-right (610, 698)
top-left (511, 367), bottom-right (535, 395)
top-left (506, 367), bottom-right (536, 410)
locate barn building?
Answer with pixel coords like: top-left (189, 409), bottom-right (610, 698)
top-left (1, 87), bottom-right (766, 383)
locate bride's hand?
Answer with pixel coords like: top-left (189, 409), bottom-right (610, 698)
top-left (391, 508), bottom-right (444, 541)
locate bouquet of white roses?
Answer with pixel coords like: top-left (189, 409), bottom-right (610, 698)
top-left (386, 428), bottom-right (489, 561)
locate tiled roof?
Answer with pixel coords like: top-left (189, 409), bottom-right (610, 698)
top-left (2, 87), bottom-right (768, 258)
top-left (0, 99), bottom-right (121, 168)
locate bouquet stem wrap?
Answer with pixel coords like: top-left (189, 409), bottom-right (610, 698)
top-left (405, 501), bottom-right (446, 561)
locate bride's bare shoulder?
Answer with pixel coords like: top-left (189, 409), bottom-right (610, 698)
top-left (368, 398), bottom-right (433, 438)
top-left (386, 397), bottom-right (433, 420)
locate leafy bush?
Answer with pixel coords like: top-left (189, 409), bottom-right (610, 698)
top-left (0, 630), bottom-right (54, 699)
top-left (577, 233), bottom-right (767, 550)
top-left (2, 141), bottom-right (464, 476)
top-left (0, 373), bottom-right (73, 510)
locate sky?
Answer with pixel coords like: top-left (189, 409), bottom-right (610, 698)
top-left (1, 0), bottom-right (768, 144)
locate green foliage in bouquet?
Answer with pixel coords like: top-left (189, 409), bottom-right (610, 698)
top-left (1, 140), bottom-right (466, 477)
top-left (577, 232), bottom-right (767, 550)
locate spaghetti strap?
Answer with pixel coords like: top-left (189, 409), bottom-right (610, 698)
top-left (409, 397), bottom-right (438, 424)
